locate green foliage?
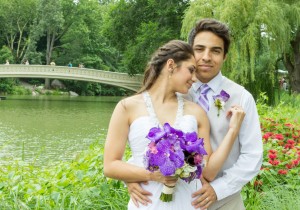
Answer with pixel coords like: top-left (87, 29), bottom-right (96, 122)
top-left (258, 186), bottom-right (300, 210)
top-left (122, 21), bottom-right (174, 75)
top-left (11, 86), bottom-right (32, 95)
top-left (103, 0), bottom-right (190, 74)
top-left (0, 0), bottom-right (37, 63)
top-left (55, 0), bottom-right (120, 71)
top-left (0, 78), bottom-right (16, 94)
top-left (0, 45), bottom-right (13, 64)
top-left (0, 142), bottom-right (129, 209)
top-left (62, 80), bottom-right (132, 96)
top-left (242, 92), bottom-right (300, 209)
top-left (181, 0), bottom-right (300, 102)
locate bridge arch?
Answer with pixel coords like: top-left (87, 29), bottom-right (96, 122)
top-left (0, 65), bottom-right (143, 92)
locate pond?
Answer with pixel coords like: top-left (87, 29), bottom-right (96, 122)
top-left (0, 95), bottom-right (120, 166)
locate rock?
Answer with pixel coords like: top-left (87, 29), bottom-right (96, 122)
top-left (51, 79), bottom-right (66, 89)
top-left (69, 91), bottom-right (79, 96)
top-left (32, 91), bottom-right (39, 96)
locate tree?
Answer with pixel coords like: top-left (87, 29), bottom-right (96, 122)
top-left (181, 0), bottom-right (300, 102)
top-left (103, 0), bottom-right (190, 74)
top-left (0, 0), bottom-right (37, 63)
top-left (280, 1), bottom-right (300, 93)
top-left (57, 0), bottom-right (120, 71)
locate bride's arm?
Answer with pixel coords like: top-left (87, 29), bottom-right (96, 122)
top-left (197, 105), bottom-right (245, 182)
top-left (103, 99), bottom-right (177, 185)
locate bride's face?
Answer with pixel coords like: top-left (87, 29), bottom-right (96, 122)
top-left (172, 57), bottom-right (197, 94)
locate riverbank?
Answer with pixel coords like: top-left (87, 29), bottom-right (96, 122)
top-left (0, 77), bottom-right (133, 97)
top-left (18, 80), bottom-right (79, 96)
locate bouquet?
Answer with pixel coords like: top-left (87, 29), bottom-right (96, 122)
top-left (144, 123), bottom-right (207, 202)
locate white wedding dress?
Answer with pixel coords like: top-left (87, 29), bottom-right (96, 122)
top-left (127, 92), bottom-right (202, 210)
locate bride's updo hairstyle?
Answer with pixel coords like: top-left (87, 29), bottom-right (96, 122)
top-left (137, 40), bottom-right (194, 93)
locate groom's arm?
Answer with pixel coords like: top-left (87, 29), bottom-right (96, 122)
top-left (127, 182), bottom-right (153, 207)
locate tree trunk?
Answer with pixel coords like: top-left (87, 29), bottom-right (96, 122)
top-left (45, 31), bottom-right (56, 89)
top-left (285, 29), bottom-right (300, 93)
top-left (45, 78), bottom-right (50, 89)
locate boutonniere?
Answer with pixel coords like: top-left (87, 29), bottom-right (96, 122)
top-left (213, 90), bottom-right (230, 116)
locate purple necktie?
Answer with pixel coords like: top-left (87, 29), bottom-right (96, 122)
top-left (198, 84), bottom-right (210, 112)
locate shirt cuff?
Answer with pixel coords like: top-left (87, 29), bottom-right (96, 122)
top-left (210, 178), bottom-right (232, 201)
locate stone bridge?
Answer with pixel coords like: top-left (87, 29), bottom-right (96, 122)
top-left (0, 64), bottom-right (143, 92)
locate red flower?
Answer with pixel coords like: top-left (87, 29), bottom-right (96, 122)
top-left (274, 134), bottom-right (284, 140)
top-left (263, 132), bottom-right (273, 140)
top-left (268, 153), bottom-right (277, 159)
top-left (278, 169), bottom-right (288, 175)
top-left (293, 159), bottom-right (300, 166)
top-left (268, 149), bottom-right (277, 154)
top-left (284, 144), bottom-right (294, 149)
top-left (287, 139), bottom-right (295, 144)
top-left (286, 163), bottom-right (294, 169)
top-left (284, 123), bottom-right (293, 127)
top-left (269, 159), bottom-right (280, 165)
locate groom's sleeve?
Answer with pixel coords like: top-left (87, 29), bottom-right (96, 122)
top-left (210, 91), bottom-right (263, 200)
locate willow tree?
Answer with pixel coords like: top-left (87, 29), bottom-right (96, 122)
top-left (181, 0), bottom-right (300, 103)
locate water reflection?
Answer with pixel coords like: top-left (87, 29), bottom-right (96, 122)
top-left (0, 95), bottom-right (120, 165)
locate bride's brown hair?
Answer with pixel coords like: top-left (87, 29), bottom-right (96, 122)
top-left (137, 40), bottom-right (194, 94)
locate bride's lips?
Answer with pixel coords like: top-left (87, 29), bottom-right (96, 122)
top-left (187, 81), bottom-right (194, 88)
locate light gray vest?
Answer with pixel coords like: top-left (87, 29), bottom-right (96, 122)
top-left (207, 77), bottom-right (244, 177)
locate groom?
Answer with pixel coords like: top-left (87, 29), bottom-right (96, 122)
top-left (127, 19), bottom-right (263, 210)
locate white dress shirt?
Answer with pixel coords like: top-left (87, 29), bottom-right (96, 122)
top-left (188, 72), bottom-right (263, 201)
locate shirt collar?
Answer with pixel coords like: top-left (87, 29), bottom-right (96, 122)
top-left (192, 72), bottom-right (223, 93)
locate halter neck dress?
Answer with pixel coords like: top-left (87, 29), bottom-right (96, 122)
top-left (127, 92), bottom-right (202, 210)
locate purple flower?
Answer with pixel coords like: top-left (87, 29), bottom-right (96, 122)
top-left (146, 137), bottom-right (184, 176)
top-left (213, 90), bottom-right (230, 102)
top-left (213, 90), bottom-right (230, 116)
top-left (144, 122), bottom-right (207, 201)
top-left (180, 132), bottom-right (207, 155)
top-left (146, 127), bottom-right (166, 143)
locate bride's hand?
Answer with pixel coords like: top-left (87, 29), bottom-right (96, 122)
top-left (151, 171), bottom-right (178, 186)
top-left (227, 105), bottom-right (245, 132)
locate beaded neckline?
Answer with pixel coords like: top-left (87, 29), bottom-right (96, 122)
top-left (142, 91), bottom-right (183, 128)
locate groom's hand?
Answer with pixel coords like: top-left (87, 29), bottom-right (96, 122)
top-left (127, 182), bottom-right (152, 207)
top-left (191, 177), bottom-right (217, 209)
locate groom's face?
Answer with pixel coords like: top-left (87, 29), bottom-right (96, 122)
top-left (193, 31), bottom-right (226, 83)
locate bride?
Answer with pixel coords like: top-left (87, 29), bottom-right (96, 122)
top-left (103, 40), bottom-right (245, 210)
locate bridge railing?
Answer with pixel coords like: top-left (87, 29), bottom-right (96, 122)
top-left (0, 64), bottom-right (143, 91)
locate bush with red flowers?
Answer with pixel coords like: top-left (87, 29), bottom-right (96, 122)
top-left (243, 93), bottom-right (300, 209)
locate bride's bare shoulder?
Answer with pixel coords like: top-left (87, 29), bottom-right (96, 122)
top-left (118, 94), bottom-right (144, 110)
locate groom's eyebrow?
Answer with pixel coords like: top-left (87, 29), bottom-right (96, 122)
top-left (194, 44), bottom-right (223, 50)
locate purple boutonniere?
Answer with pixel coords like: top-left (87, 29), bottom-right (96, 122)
top-left (213, 90), bottom-right (230, 116)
